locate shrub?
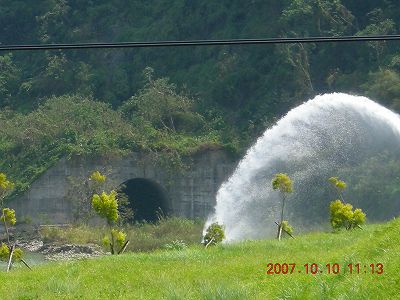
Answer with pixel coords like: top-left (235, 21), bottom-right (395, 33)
top-left (203, 223), bottom-right (225, 247)
top-left (163, 240), bottom-right (188, 251)
top-left (90, 171), bottom-right (106, 183)
top-left (1, 208), bottom-right (16, 226)
top-left (329, 200), bottom-right (366, 230)
top-left (0, 243), bottom-right (10, 260)
top-left (328, 177), bottom-right (366, 230)
top-left (281, 220), bottom-right (293, 236)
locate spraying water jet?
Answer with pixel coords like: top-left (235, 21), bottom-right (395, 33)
top-left (205, 93), bottom-right (400, 242)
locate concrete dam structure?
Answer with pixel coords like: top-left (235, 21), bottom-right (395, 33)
top-left (9, 150), bottom-right (236, 224)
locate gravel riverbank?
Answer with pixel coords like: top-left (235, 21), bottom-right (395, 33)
top-left (16, 239), bottom-right (105, 261)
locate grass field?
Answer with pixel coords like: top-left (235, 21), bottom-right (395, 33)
top-left (1, 218), bottom-right (399, 299)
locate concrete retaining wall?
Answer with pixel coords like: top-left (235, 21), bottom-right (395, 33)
top-left (8, 150), bottom-right (237, 224)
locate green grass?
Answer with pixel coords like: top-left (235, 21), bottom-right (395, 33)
top-left (1, 218), bottom-right (399, 299)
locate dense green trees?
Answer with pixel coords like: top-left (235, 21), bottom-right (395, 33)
top-left (1, 0), bottom-right (400, 125)
top-left (1, 0), bottom-right (400, 211)
top-left (0, 54), bottom-right (21, 107)
top-left (0, 66), bottom-right (232, 198)
top-left (120, 67), bottom-right (204, 133)
top-left (338, 152), bottom-right (400, 220)
top-left (0, 95), bottom-right (139, 194)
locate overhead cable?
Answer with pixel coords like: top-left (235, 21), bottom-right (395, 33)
top-left (1, 35), bottom-right (400, 51)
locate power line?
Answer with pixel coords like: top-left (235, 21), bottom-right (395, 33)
top-left (1, 35), bottom-right (400, 51)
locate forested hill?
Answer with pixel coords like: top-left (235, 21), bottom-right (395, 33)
top-left (1, 0), bottom-right (400, 194)
top-left (2, 1), bottom-right (400, 123)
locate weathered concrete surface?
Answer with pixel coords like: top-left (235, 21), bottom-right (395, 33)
top-left (8, 150), bottom-right (237, 224)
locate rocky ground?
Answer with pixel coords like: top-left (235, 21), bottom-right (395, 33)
top-left (1, 226), bottom-right (105, 262)
top-left (16, 239), bottom-right (105, 261)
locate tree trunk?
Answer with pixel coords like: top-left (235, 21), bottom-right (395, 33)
top-left (6, 244), bottom-right (15, 272)
top-left (337, 189), bottom-right (345, 204)
top-left (169, 115), bottom-right (176, 132)
top-left (3, 218), bottom-right (10, 245)
top-left (118, 240), bottom-right (130, 254)
top-left (205, 237), bottom-right (215, 248)
top-left (277, 194), bottom-right (286, 241)
top-left (277, 224), bottom-right (283, 241)
top-left (109, 223), bottom-right (115, 255)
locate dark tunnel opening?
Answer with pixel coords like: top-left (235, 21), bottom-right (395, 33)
top-left (119, 178), bottom-right (169, 223)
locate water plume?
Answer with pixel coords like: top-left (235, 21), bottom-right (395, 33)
top-left (205, 93), bottom-right (400, 241)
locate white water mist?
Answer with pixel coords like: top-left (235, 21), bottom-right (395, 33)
top-left (205, 93), bottom-right (400, 242)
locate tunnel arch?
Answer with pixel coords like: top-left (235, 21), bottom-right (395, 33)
top-left (118, 178), bottom-right (169, 223)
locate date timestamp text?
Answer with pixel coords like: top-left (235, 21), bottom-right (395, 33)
top-left (265, 263), bottom-right (384, 275)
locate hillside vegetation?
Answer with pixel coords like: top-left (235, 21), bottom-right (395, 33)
top-left (0, 218), bottom-right (399, 299)
top-left (1, 0), bottom-right (400, 201)
top-left (0, 74), bottom-right (228, 196)
top-left (2, 1), bottom-right (400, 116)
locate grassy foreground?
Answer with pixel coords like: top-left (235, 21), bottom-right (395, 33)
top-left (1, 218), bottom-right (399, 300)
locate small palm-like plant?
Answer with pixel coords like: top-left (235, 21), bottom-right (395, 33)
top-left (91, 171), bottom-right (128, 254)
top-left (272, 173), bottom-right (293, 240)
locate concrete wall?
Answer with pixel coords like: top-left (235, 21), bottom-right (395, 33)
top-left (8, 150), bottom-right (237, 224)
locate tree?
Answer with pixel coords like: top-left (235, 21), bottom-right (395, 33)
top-left (361, 69), bottom-right (400, 111)
top-left (203, 223), bottom-right (225, 247)
top-left (0, 172), bottom-right (28, 271)
top-left (356, 9), bottom-right (395, 66)
top-left (66, 170), bottom-right (108, 223)
top-left (0, 172), bottom-right (14, 204)
top-left (92, 190), bottom-right (127, 254)
top-left (0, 173), bottom-right (15, 259)
top-left (67, 169), bottom-right (133, 224)
top-left (120, 67), bottom-right (197, 132)
top-left (0, 54), bottom-right (21, 108)
top-left (338, 152), bottom-right (400, 220)
top-left (272, 173), bottom-right (293, 241)
top-left (280, 0), bottom-right (354, 36)
top-left (91, 171), bottom-right (128, 254)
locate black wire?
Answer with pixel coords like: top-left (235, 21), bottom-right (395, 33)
top-left (1, 35), bottom-right (400, 51)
